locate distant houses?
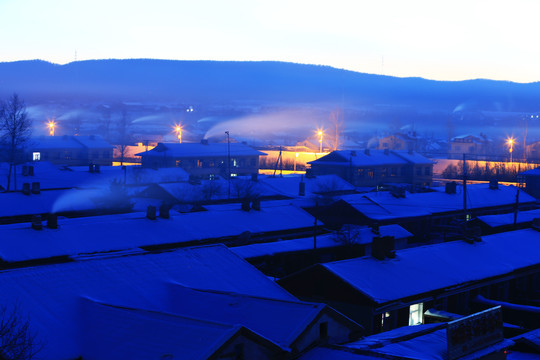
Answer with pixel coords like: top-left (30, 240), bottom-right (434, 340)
top-left (29, 135), bottom-right (114, 166)
top-left (308, 149), bottom-right (434, 188)
top-left (448, 134), bottom-right (492, 159)
top-left (136, 141), bottom-right (265, 179)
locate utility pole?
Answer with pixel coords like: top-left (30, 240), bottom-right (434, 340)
top-left (225, 131), bottom-right (231, 199)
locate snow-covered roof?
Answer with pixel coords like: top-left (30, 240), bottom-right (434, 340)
top-left (338, 184), bottom-right (535, 221)
top-left (309, 150), bottom-right (434, 167)
top-left (257, 174), bottom-right (355, 198)
top-left (81, 298), bottom-right (251, 360)
top-left (231, 225), bottom-right (411, 259)
top-left (476, 208), bottom-right (540, 228)
top-left (0, 202), bottom-right (317, 262)
top-left (29, 135), bottom-right (113, 149)
top-left (0, 245), bottom-right (295, 359)
top-left (343, 324), bottom-right (513, 360)
top-left (136, 142), bottom-right (265, 158)
top-left (319, 228), bottom-right (540, 304)
top-left (299, 347), bottom-right (378, 360)
top-left (166, 284), bottom-right (339, 351)
top-left (520, 167), bottom-right (540, 176)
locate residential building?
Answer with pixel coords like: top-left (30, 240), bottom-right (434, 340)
top-left (448, 134), bottom-right (492, 159)
top-left (278, 228), bottom-right (540, 335)
top-left (29, 135), bottom-right (114, 166)
top-left (136, 140), bottom-right (265, 179)
top-left (308, 149), bottom-right (434, 188)
top-left (377, 133), bottom-right (419, 152)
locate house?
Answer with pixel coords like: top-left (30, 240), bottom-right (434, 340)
top-left (526, 140), bottom-right (540, 160)
top-left (377, 133), bottom-right (420, 152)
top-left (135, 140), bottom-right (265, 179)
top-left (278, 228), bottom-right (540, 335)
top-left (308, 150), bottom-right (434, 188)
top-left (301, 309), bottom-right (513, 360)
top-left (448, 134), bottom-right (492, 159)
top-left (0, 244), bottom-right (298, 359)
top-left (29, 135), bottom-right (114, 166)
top-left (316, 183), bottom-right (536, 240)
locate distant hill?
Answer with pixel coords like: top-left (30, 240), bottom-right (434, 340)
top-left (1, 59), bottom-right (540, 112)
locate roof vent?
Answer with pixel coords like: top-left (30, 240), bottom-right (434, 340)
top-left (364, 149), bottom-right (370, 155)
top-left (489, 179), bottom-right (498, 190)
top-left (146, 205), bottom-right (157, 220)
top-left (390, 185), bottom-right (406, 198)
top-left (159, 204), bottom-right (170, 219)
top-left (532, 218), bottom-right (540, 231)
top-left (445, 181), bottom-right (457, 194)
top-left (31, 215), bottom-right (43, 230)
top-left (47, 214), bottom-right (58, 229)
top-left (201, 139), bottom-right (209, 145)
top-left (351, 150), bottom-right (357, 157)
top-left (251, 198), bottom-right (261, 211)
top-left (372, 236), bottom-right (395, 260)
top-left (241, 200), bottom-right (251, 212)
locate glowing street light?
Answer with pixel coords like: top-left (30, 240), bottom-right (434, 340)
top-left (47, 120), bottom-right (56, 136)
top-left (174, 124), bottom-right (183, 143)
top-left (507, 137), bottom-right (515, 163)
top-left (317, 130), bottom-right (323, 153)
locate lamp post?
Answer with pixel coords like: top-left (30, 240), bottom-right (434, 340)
top-left (294, 152), bottom-right (299, 172)
top-left (225, 131), bottom-right (231, 198)
top-left (318, 130), bottom-right (323, 153)
top-left (175, 125), bottom-right (182, 143)
top-left (47, 120), bottom-right (56, 136)
top-left (507, 138), bottom-right (514, 163)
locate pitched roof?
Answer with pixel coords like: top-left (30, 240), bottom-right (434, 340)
top-left (0, 245), bottom-right (295, 359)
top-left (29, 135), bottom-right (114, 149)
top-left (0, 202), bottom-right (318, 263)
top-left (317, 228), bottom-right (540, 304)
top-left (337, 184), bottom-right (535, 221)
top-left (309, 150), bottom-right (434, 167)
top-left (136, 142), bottom-right (265, 158)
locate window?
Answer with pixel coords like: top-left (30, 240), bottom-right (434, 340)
top-left (367, 169), bottom-right (374, 179)
top-left (319, 322), bottom-right (328, 340)
top-left (425, 167), bottom-right (431, 176)
top-left (357, 169), bottom-right (365, 178)
top-left (32, 152), bottom-right (40, 161)
top-left (381, 168), bottom-right (387, 177)
top-left (409, 303), bottom-right (423, 325)
top-left (391, 167), bottom-right (398, 176)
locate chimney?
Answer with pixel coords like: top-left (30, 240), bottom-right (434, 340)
top-left (94, 164), bottom-right (101, 173)
top-left (371, 223), bottom-right (380, 235)
top-left (390, 185), bottom-right (406, 198)
top-left (364, 149), bottom-right (370, 155)
top-left (489, 179), bottom-right (499, 190)
top-left (159, 204), bottom-right (170, 219)
top-left (251, 173), bottom-right (258, 182)
top-left (22, 183), bottom-right (31, 195)
top-left (31, 215), bottom-right (43, 230)
top-left (445, 181), bottom-right (457, 194)
top-left (241, 200), bottom-right (251, 212)
top-left (251, 198), bottom-right (261, 211)
top-left (47, 214), bottom-right (58, 229)
top-left (372, 236), bottom-right (396, 260)
top-left (201, 139), bottom-right (209, 145)
top-left (299, 181), bottom-right (306, 196)
top-left (146, 205), bottom-right (157, 220)
top-left (29, 165), bottom-right (34, 176)
top-left (89, 164), bottom-right (94, 173)
top-left (31, 182), bottom-right (40, 195)
top-left (351, 150), bottom-right (357, 156)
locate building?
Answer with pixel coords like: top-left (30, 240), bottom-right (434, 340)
top-left (29, 135), bottom-right (114, 166)
top-left (449, 134), bottom-right (492, 159)
top-left (278, 228), bottom-right (540, 335)
top-left (520, 167), bottom-right (540, 198)
top-left (316, 183), bottom-right (536, 239)
top-left (377, 133), bottom-right (419, 152)
top-left (308, 149), bottom-right (434, 188)
top-left (136, 141), bottom-right (265, 179)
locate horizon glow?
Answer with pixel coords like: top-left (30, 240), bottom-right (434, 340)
top-left (1, 0), bottom-right (539, 83)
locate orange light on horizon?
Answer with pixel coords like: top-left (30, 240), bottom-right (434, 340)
top-left (47, 119), bottom-right (56, 136)
top-left (173, 123), bottom-right (183, 143)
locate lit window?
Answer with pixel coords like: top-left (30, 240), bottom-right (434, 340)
top-left (409, 303), bottom-right (423, 325)
top-left (32, 152), bottom-right (41, 161)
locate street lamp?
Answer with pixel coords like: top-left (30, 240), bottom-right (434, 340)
top-left (318, 130), bottom-right (323, 153)
top-left (175, 125), bottom-right (182, 143)
top-left (225, 131), bottom-right (231, 199)
top-left (294, 152), bottom-right (299, 172)
top-left (507, 137), bottom-right (515, 163)
top-left (47, 120), bottom-right (56, 136)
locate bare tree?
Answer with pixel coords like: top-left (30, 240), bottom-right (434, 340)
top-left (0, 94), bottom-right (32, 191)
top-left (0, 304), bottom-right (41, 360)
top-left (117, 107), bottom-right (133, 166)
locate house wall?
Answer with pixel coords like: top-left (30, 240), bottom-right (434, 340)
top-left (292, 312), bottom-right (359, 354)
top-left (32, 147), bottom-right (113, 166)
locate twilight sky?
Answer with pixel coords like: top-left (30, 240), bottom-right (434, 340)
top-left (1, 0), bottom-right (538, 82)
